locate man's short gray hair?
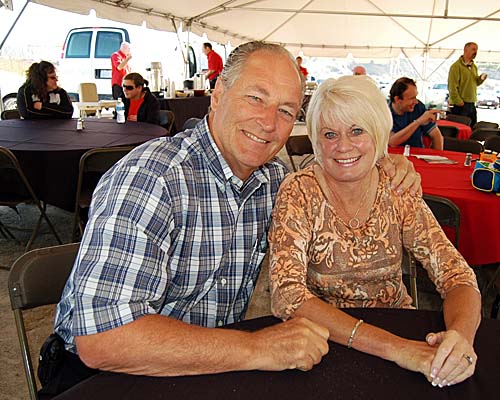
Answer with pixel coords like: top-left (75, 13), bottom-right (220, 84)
top-left (220, 41), bottom-right (305, 94)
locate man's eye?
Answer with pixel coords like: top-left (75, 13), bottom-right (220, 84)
top-left (279, 108), bottom-right (294, 119)
top-left (248, 95), bottom-right (261, 102)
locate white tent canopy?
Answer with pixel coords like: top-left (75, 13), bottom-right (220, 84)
top-left (30, 0), bottom-right (500, 61)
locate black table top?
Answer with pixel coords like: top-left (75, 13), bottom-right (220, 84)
top-left (53, 308), bottom-right (500, 400)
top-left (0, 118), bottom-right (166, 151)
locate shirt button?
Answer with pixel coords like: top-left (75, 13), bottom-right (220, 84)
top-left (217, 320), bottom-right (224, 327)
top-left (220, 278), bottom-right (227, 286)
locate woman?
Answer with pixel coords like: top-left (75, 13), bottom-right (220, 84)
top-left (269, 76), bottom-right (481, 387)
top-left (122, 72), bottom-right (160, 125)
top-left (17, 61), bottom-right (73, 119)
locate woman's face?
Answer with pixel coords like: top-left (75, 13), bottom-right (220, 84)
top-left (46, 71), bottom-right (59, 91)
top-left (315, 119), bottom-right (376, 184)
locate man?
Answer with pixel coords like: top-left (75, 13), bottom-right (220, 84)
top-left (448, 42), bottom-right (487, 127)
top-left (43, 41), bottom-right (420, 396)
top-left (296, 56), bottom-right (308, 79)
top-left (389, 77), bottom-right (444, 150)
top-left (111, 41), bottom-right (132, 100)
top-left (203, 42), bottom-right (223, 89)
top-left (352, 65), bottom-right (366, 76)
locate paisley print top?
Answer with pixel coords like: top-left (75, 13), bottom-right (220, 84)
top-left (269, 165), bottom-right (479, 319)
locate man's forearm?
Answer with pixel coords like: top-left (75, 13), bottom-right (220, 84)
top-left (389, 120), bottom-right (419, 146)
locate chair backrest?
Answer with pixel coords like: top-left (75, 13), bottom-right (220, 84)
top-left (470, 128), bottom-right (500, 142)
top-left (1, 109), bottom-right (21, 120)
top-left (159, 110), bottom-right (175, 135)
top-left (474, 121), bottom-right (499, 130)
top-left (484, 135), bottom-right (500, 153)
top-left (182, 117), bottom-right (201, 131)
top-left (285, 135), bottom-right (314, 171)
top-left (438, 125), bottom-right (458, 138)
top-left (78, 82), bottom-right (98, 102)
top-left (423, 194), bottom-right (460, 247)
top-left (446, 114), bottom-right (472, 126)
top-left (443, 137), bottom-right (483, 154)
top-left (8, 243), bottom-right (80, 400)
top-left (0, 146), bottom-right (40, 200)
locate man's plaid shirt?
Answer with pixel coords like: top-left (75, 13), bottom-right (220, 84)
top-left (54, 118), bottom-right (288, 352)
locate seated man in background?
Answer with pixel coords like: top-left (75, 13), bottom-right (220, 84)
top-left (122, 72), bottom-right (160, 125)
top-left (389, 77), bottom-right (443, 150)
top-left (17, 61), bottom-right (73, 119)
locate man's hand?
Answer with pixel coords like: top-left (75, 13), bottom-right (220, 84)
top-left (379, 154), bottom-right (421, 196)
top-left (416, 110), bottom-right (440, 125)
top-left (250, 317), bottom-right (330, 372)
top-left (425, 330), bottom-right (476, 387)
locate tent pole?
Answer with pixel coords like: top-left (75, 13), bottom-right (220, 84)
top-left (0, 0), bottom-right (30, 52)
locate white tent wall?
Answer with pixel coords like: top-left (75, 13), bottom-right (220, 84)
top-left (30, 0), bottom-right (500, 62)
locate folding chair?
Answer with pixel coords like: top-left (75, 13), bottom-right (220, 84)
top-left (403, 194), bottom-right (460, 308)
top-left (159, 110), bottom-right (175, 135)
top-left (484, 136), bottom-right (500, 153)
top-left (446, 114), bottom-right (472, 127)
top-left (474, 121), bottom-right (499, 130)
top-left (443, 137), bottom-right (483, 154)
top-left (285, 135), bottom-right (315, 171)
top-left (0, 147), bottom-right (62, 252)
top-left (470, 128), bottom-right (500, 142)
top-left (438, 125), bottom-right (458, 138)
top-left (78, 82), bottom-right (99, 116)
top-left (1, 109), bottom-right (21, 120)
top-left (181, 117), bottom-right (201, 131)
top-left (8, 242), bottom-right (80, 400)
top-left (71, 146), bottom-right (135, 242)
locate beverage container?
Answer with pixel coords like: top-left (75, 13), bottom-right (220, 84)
top-left (116, 98), bottom-right (125, 124)
top-left (404, 145), bottom-right (410, 157)
top-left (76, 117), bottom-right (84, 131)
top-left (464, 152), bottom-right (472, 167)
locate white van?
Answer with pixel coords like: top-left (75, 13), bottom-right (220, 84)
top-left (58, 27), bottom-right (130, 101)
top-left (58, 26), bottom-right (207, 101)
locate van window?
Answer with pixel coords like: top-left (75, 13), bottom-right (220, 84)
top-left (66, 31), bottom-right (92, 58)
top-left (95, 31), bottom-right (123, 58)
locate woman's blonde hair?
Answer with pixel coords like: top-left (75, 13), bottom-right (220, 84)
top-left (306, 75), bottom-right (391, 164)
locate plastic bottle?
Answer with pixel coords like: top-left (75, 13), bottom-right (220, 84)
top-left (116, 98), bottom-right (125, 124)
top-left (403, 145), bottom-right (410, 157)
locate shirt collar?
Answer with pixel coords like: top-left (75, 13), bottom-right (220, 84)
top-left (194, 117), bottom-right (271, 193)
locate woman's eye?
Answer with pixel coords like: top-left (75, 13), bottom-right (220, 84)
top-left (352, 128), bottom-right (364, 135)
top-left (324, 131), bottom-right (337, 139)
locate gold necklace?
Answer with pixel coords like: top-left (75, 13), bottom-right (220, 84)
top-left (327, 170), bottom-right (373, 229)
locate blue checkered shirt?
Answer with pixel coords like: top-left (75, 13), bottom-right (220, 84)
top-left (54, 118), bottom-right (288, 352)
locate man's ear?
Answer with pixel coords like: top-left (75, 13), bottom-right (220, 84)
top-left (210, 78), bottom-right (225, 112)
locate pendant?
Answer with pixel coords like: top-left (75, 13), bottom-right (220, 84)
top-left (348, 217), bottom-right (360, 229)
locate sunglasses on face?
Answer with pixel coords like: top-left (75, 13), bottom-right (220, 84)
top-left (122, 84), bottom-right (135, 90)
top-left (48, 75), bottom-right (58, 80)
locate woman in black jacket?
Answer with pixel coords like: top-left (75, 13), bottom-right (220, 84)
top-left (17, 61), bottom-right (73, 119)
top-left (122, 72), bottom-right (160, 125)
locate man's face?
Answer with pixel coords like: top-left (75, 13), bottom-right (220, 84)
top-left (203, 46), bottom-right (210, 56)
top-left (209, 50), bottom-right (302, 180)
top-left (122, 79), bottom-right (141, 100)
top-left (396, 85), bottom-right (419, 113)
top-left (464, 43), bottom-right (478, 60)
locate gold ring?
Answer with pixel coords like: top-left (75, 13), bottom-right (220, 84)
top-left (462, 354), bottom-right (473, 366)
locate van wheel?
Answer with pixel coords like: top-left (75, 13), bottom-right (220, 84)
top-left (2, 93), bottom-right (17, 110)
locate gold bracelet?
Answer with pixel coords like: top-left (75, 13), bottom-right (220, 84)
top-left (347, 319), bottom-right (364, 349)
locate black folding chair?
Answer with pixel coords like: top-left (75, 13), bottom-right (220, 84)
top-left (159, 110), bottom-right (175, 135)
top-left (446, 114), bottom-right (472, 127)
top-left (181, 117), bottom-right (201, 131)
top-left (443, 137), bottom-right (483, 154)
top-left (0, 147), bottom-right (62, 252)
top-left (72, 146), bottom-right (135, 242)
top-left (470, 128), bottom-right (500, 142)
top-left (285, 135), bottom-right (315, 171)
top-left (403, 195), bottom-right (460, 308)
top-left (8, 243), bottom-right (80, 400)
top-left (484, 136), bottom-right (500, 153)
top-left (438, 125), bottom-right (459, 138)
top-left (474, 121), bottom-right (499, 130)
top-left (1, 109), bottom-right (21, 120)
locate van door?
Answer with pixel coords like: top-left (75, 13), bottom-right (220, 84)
top-left (59, 28), bottom-right (129, 101)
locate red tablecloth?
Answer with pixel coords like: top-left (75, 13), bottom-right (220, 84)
top-left (390, 146), bottom-right (499, 265)
top-left (437, 119), bottom-right (473, 139)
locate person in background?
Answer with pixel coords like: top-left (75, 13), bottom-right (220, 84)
top-left (17, 61), bottom-right (73, 119)
top-left (296, 56), bottom-right (308, 79)
top-left (202, 42), bottom-right (223, 89)
top-left (269, 75), bottom-right (480, 388)
top-left (448, 42), bottom-right (487, 127)
top-left (353, 65), bottom-right (366, 75)
top-left (122, 72), bottom-right (160, 125)
top-left (111, 42), bottom-right (132, 100)
top-left (389, 77), bottom-right (443, 150)
top-left (40, 41), bottom-right (420, 398)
